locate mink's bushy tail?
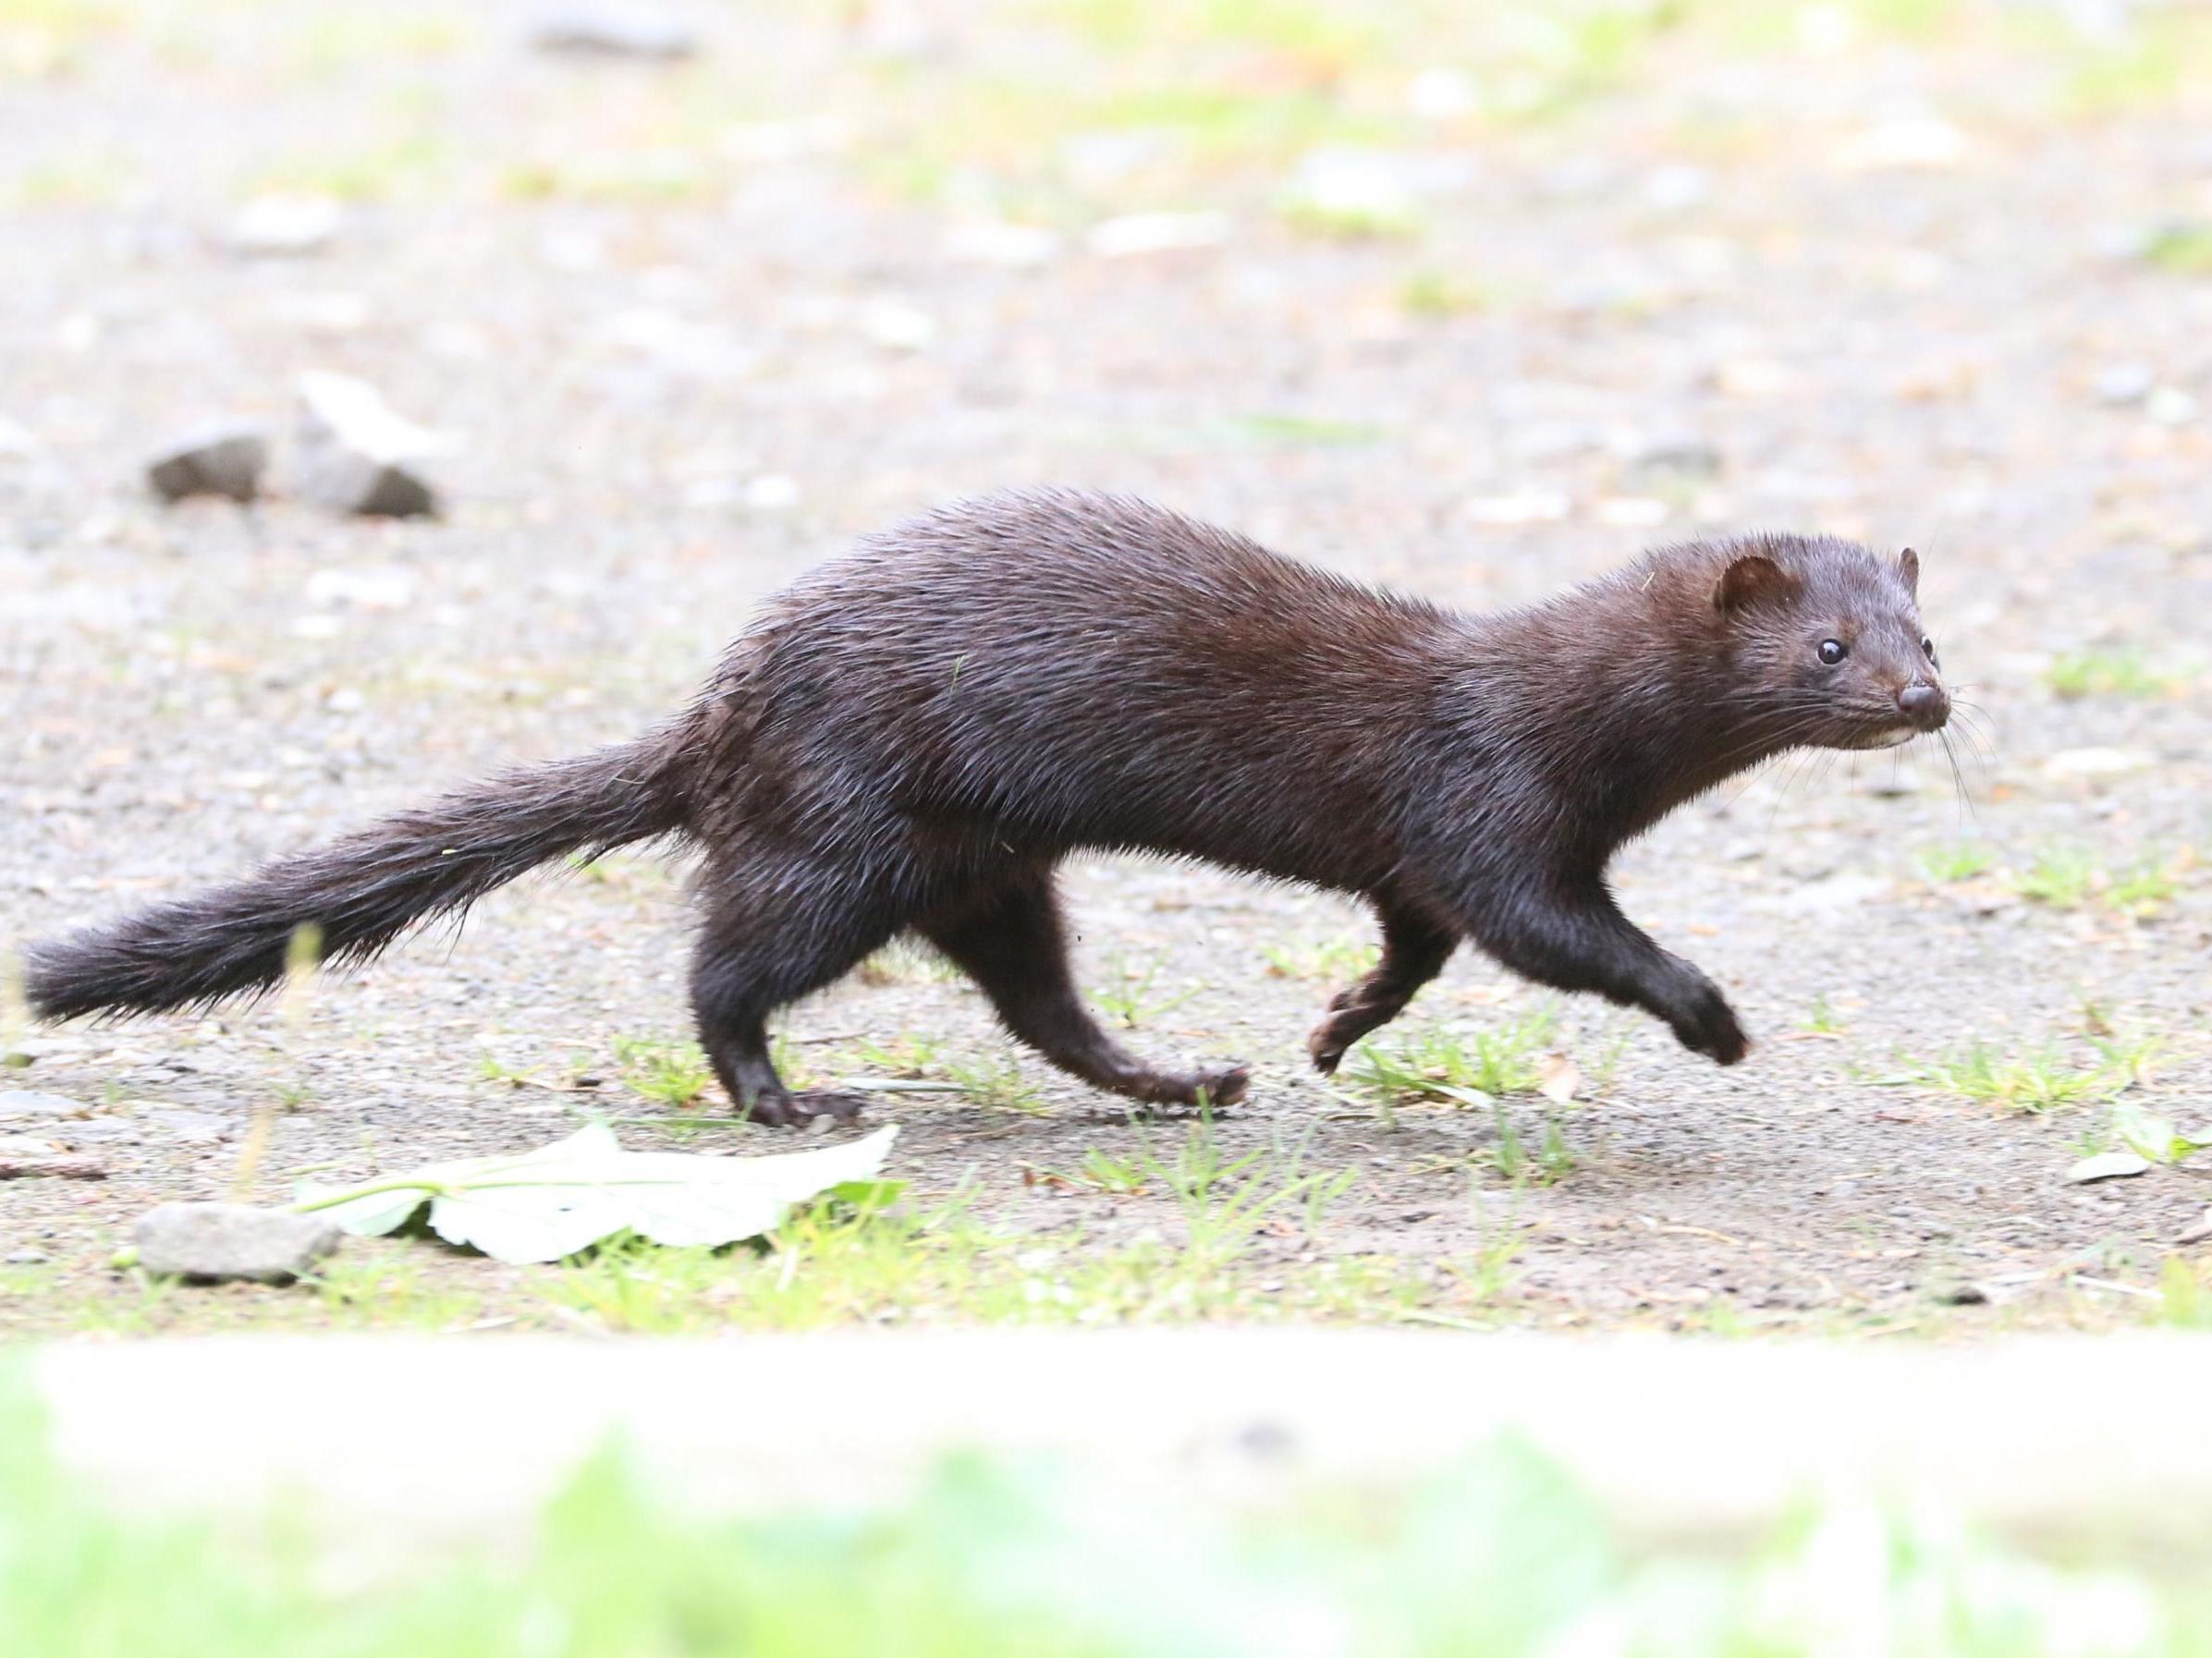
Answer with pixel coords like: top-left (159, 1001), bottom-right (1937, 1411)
top-left (24, 735), bottom-right (686, 1021)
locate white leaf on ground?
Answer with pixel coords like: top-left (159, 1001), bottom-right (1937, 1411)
top-left (294, 1122), bottom-right (898, 1263)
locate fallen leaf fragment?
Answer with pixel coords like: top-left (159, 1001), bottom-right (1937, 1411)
top-left (294, 1121), bottom-right (898, 1263)
top-left (1535, 1054), bottom-right (1582, 1104)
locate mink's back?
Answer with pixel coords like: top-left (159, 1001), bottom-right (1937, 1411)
top-left (698, 492), bottom-right (1469, 885)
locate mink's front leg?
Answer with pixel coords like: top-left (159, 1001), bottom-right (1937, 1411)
top-left (1307, 901), bottom-right (1458, 1074)
top-left (1457, 875), bottom-right (1749, 1065)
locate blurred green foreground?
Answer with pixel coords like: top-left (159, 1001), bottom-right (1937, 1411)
top-left (5, 1374), bottom-right (2207, 1658)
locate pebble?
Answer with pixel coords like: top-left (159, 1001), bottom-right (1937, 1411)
top-left (742, 473), bottom-right (800, 511)
top-left (1644, 164), bottom-right (1711, 213)
top-left (2067, 1152), bottom-right (2152, 1185)
top-left (1463, 492), bottom-right (1569, 526)
top-left (1084, 212), bottom-right (1229, 259)
top-left (131, 1203), bottom-right (342, 1285)
top-left (859, 299), bottom-right (936, 351)
top-left (943, 220), bottom-right (1062, 268)
top-left (1405, 67), bottom-right (1475, 121)
top-left (291, 370), bottom-right (449, 518)
top-left (1283, 146), bottom-right (1427, 232)
top-left (0, 1134), bottom-right (62, 1156)
top-left (1777, 873), bottom-right (1893, 914)
top-left (0, 1091), bottom-right (90, 1119)
top-left (2145, 386), bottom-right (2198, 427)
top-left (1595, 495), bottom-right (1668, 528)
top-left (4, 1249), bottom-right (48, 1265)
top-left (141, 1107), bottom-right (233, 1144)
top-left (145, 424), bottom-right (268, 505)
top-left (528, 6), bottom-right (699, 59)
top-left (1627, 434), bottom-right (1724, 476)
top-left (1864, 760), bottom-right (1922, 798)
top-left (227, 192), bottom-right (344, 258)
top-left (1833, 116), bottom-right (1972, 173)
top-left (2094, 363), bottom-right (2154, 407)
top-left (2042, 746), bottom-right (2152, 781)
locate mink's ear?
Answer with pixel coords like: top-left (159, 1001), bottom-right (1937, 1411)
top-left (1714, 553), bottom-right (1796, 616)
top-left (1897, 546), bottom-right (1920, 598)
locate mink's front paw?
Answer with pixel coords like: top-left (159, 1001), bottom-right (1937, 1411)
top-left (1307, 1013), bottom-right (1358, 1075)
top-left (1308, 1000), bottom-right (1389, 1075)
top-left (1670, 981), bottom-right (1750, 1066)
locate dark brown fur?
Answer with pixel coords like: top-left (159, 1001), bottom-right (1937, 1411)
top-left (26, 491), bottom-right (1950, 1125)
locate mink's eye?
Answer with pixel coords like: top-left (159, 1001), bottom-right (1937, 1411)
top-left (1817, 639), bottom-right (1847, 666)
top-left (1921, 635), bottom-right (1938, 665)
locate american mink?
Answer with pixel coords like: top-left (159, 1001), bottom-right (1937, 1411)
top-left (26, 491), bottom-right (1950, 1125)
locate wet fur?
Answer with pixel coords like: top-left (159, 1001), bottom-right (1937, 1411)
top-left (26, 490), bottom-right (1946, 1125)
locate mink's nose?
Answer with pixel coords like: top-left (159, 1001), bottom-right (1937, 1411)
top-left (1898, 682), bottom-right (1948, 730)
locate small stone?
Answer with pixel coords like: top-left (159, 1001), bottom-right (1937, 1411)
top-left (859, 299), bottom-right (936, 351)
top-left (1710, 358), bottom-right (1797, 398)
top-left (2094, 363), bottom-right (2154, 407)
top-left (1627, 433), bottom-right (1724, 476)
top-left (131, 1202), bottom-right (341, 1285)
top-left (943, 219), bottom-right (1062, 268)
top-left (1595, 495), bottom-right (1668, 529)
top-left (1644, 164), bottom-right (1711, 213)
top-left (1083, 212), bottom-right (1229, 258)
top-left (228, 192), bottom-right (344, 257)
top-left (1405, 67), bottom-right (1475, 121)
top-left (1778, 873), bottom-right (1893, 914)
top-left (0, 1135), bottom-right (61, 1156)
top-left (529, 6), bottom-right (698, 59)
top-left (2043, 746), bottom-right (2152, 782)
top-left (0, 1091), bottom-right (90, 1119)
top-left (742, 473), bottom-right (800, 511)
top-left (146, 424), bottom-right (268, 504)
top-left (292, 370), bottom-right (451, 518)
top-left (2178, 1209), bottom-right (2212, 1248)
top-left (4, 1249), bottom-right (48, 1265)
top-left (1932, 1282), bottom-right (1988, 1306)
top-left (1865, 760), bottom-right (1922, 798)
top-left (1463, 491), bottom-right (1570, 526)
top-left (2145, 385), bottom-right (2199, 427)
top-left (1282, 146), bottom-right (1425, 234)
top-left (273, 290), bottom-right (373, 335)
top-left (2067, 1151), bottom-right (2152, 1185)
top-left (141, 1107), bottom-right (233, 1144)
top-left (1834, 116), bottom-right (1972, 173)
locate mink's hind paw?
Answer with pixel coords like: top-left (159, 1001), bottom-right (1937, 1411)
top-left (738, 1089), bottom-right (870, 1128)
top-left (1113, 1061), bottom-right (1251, 1114)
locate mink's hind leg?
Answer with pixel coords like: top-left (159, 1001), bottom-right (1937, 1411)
top-left (1307, 901), bottom-right (1458, 1074)
top-left (689, 869), bottom-right (903, 1128)
top-left (922, 868), bottom-right (1249, 1109)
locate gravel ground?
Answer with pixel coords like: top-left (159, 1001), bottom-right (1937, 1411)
top-left (3, 1), bottom-right (2209, 1335)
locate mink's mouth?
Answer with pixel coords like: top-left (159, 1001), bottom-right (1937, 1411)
top-left (1829, 723), bottom-right (1917, 751)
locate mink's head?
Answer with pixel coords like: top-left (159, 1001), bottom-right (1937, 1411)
top-left (1708, 534), bottom-right (1949, 751)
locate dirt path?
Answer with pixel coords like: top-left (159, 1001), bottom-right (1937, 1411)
top-left (4, 1), bottom-right (2209, 1335)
